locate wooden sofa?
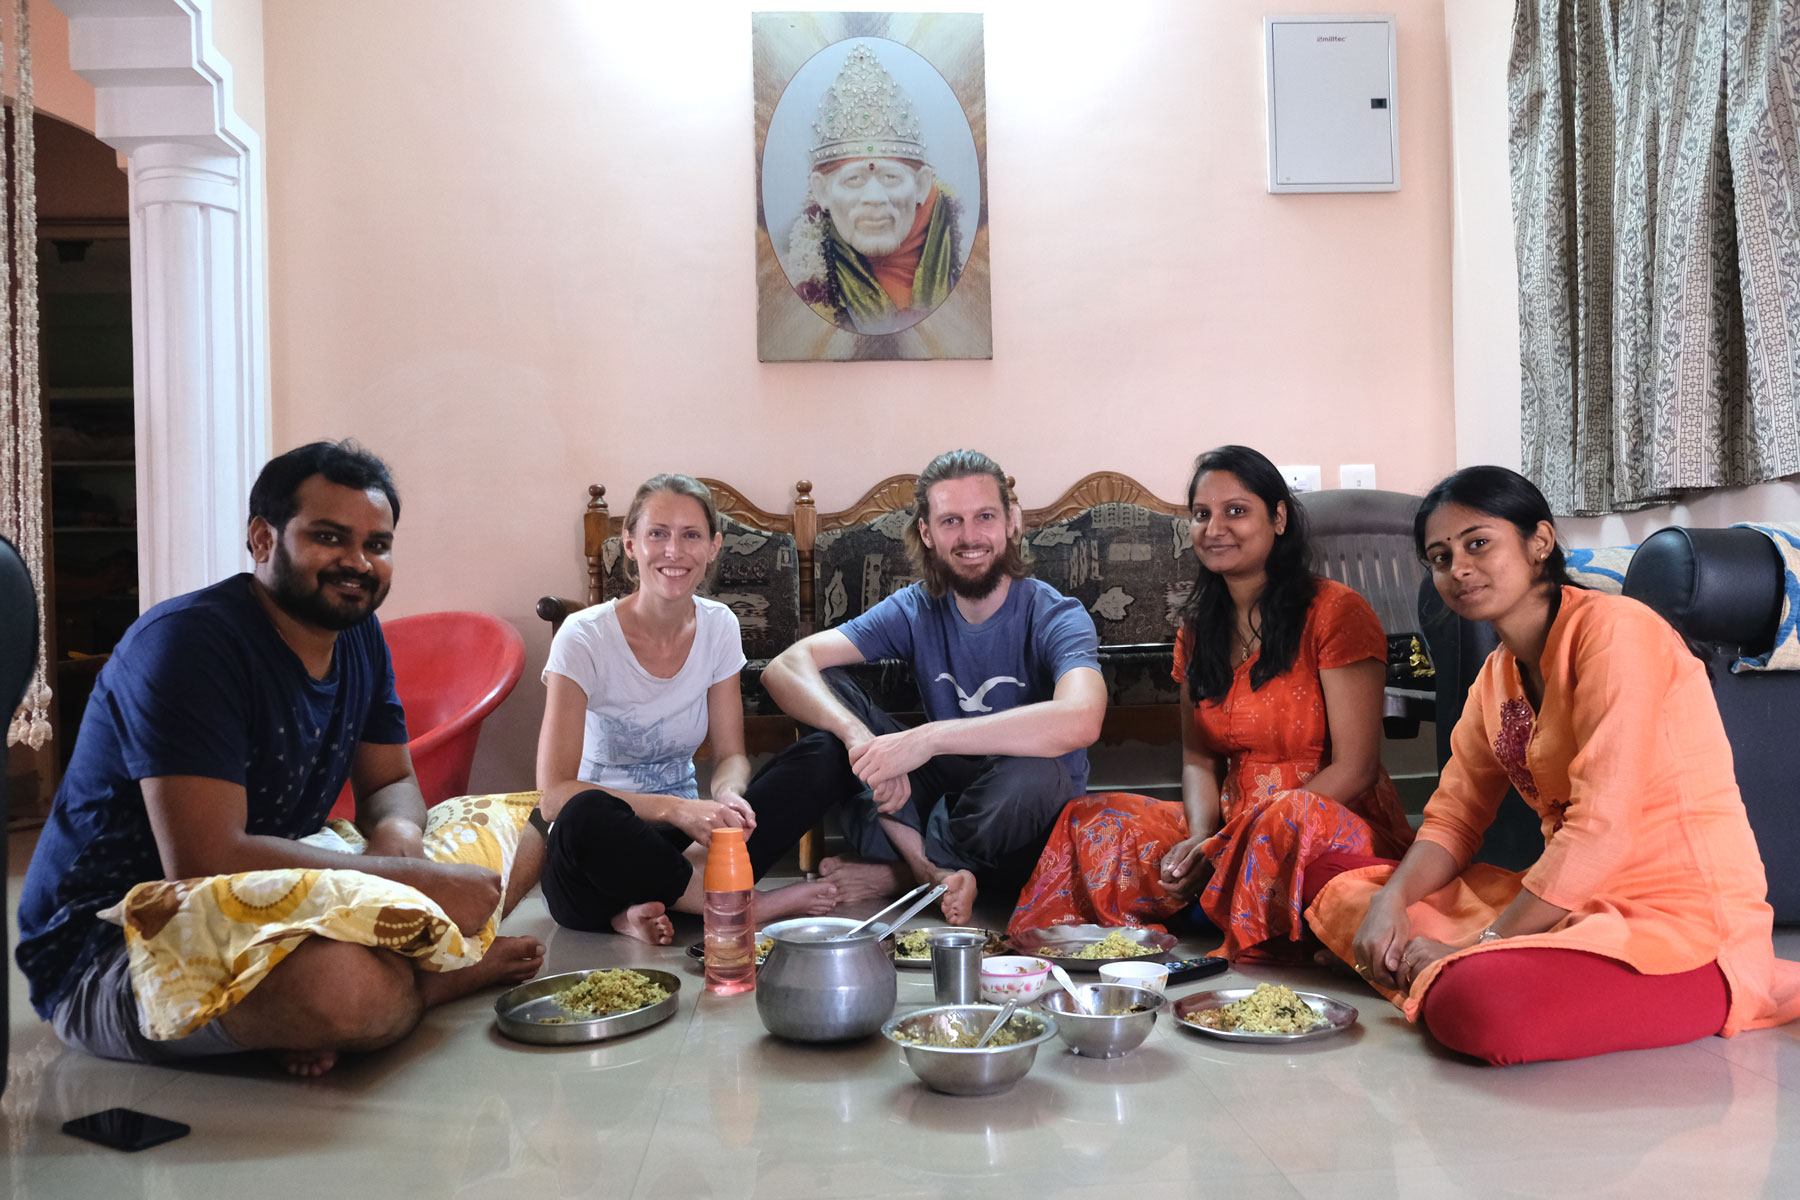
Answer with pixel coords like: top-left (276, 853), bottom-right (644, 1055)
top-left (535, 473), bottom-right (1435, 866)
top-left (537, 473), bottom-right (1435, 742)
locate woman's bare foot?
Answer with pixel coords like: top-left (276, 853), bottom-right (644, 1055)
top-left (756, 879), bottom-right (840, 920)
top-left (937, 870), bottom-right (978, 925)
top-left (818, 856), bottom-right (909, 904)
top-left (610, 901), bottom-right (675, 945)
top-left (278, 1048), bottom-right (338, 1077)
top-left (419, 935), bottom-right (547, 1008)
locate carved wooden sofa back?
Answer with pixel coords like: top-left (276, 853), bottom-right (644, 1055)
top-left (800, 474), bottom-right (925, 712)
top-left (1020, 471), bottom-right (1191, 743)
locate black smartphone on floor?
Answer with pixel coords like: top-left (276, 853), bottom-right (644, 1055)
top-left (62, 1108), bottom-right (190, 1152)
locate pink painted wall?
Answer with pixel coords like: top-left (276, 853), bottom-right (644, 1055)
top-left (261, 1), bottom-right (1456, 790)
top-left (17, 0), bottom-right (93, 133)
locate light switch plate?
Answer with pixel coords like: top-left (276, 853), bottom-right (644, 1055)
top-left (1340, 464), bottom-right (1377, 490)
top-left (1279, 465), bottom-right (1323, 493)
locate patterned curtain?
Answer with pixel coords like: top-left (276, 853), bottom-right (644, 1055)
top-left (1510, 0), bottom-right (1800, 516)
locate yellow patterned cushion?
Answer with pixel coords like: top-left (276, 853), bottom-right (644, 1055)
top-left (98, 792), bottom-right (538, 1041)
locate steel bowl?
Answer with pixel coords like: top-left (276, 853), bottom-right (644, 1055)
top-left (1039, 984), bottom-right (1165, 1058)
top-left (881, 1003), bottom-right (1059, 1096)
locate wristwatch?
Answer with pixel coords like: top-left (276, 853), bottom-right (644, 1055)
top-left (1475, 925), bottom-right (1503, 945)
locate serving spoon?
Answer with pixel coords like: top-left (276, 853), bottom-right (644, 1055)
top-left (973, 999), bottom-right (1020, 1048)
top-left (1048, 963), bottom-right (1097, 1014)
top-left (831, 882), bottom-right (947, 941)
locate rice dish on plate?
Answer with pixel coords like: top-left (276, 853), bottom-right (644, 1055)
top-left (1066, 931), bottom-right (1156, 960)
top-left (1183, 983), bottom-right (1324, 1034)
top-left (894, 929), bottom-right (1007, 959)
top-left (553, 969), bottom-right (670, 1018)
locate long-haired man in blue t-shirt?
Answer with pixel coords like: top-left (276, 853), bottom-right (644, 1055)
top-left (750, 449), bottom-right (1106, 925)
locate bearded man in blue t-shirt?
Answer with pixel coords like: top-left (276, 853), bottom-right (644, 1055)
top-left (17, 441), bottom-right (544, 1075)
top-left (752, 449), bottom-right (1106, 925)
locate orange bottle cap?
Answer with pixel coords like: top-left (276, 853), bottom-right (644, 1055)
top-left (703, 827), bottom-right (753, 890)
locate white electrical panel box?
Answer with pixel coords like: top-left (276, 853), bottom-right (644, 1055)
top-left (1265, 14), bottom-right (1400, 193)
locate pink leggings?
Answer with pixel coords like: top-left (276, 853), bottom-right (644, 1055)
top-left (1302, 853), bottom-right (1730, 1065)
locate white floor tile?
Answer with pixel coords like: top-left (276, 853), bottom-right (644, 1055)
top-left (9, 838), bottom-right (1800, 1200)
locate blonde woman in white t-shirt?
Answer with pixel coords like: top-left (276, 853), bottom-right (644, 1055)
top-left (535, 475), bottom-right (838, 943)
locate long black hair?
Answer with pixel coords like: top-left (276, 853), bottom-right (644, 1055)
top-left (1181, 446), bottom-right (1316, 703)
top-left (1412, 466), bottom-right (1577, 588)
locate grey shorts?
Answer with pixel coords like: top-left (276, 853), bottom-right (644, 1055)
top-left (52, 937), bottom-right (245, 1064)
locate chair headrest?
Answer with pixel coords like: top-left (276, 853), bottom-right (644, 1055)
top-left (1296, 489), bottom-right (1422, 539)
top-left (0, 536), bottom-right (39, 711)
top-left (1623, 527), bottom-right (1782, 650)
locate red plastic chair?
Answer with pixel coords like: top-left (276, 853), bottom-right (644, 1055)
top-left (330, 611), bottom-right (526, 821)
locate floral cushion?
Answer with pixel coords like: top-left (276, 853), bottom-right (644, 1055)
top-left (602, 517), bottom-right (801, 663)
top-left (813, 508), bottom-right (918, 629)
top-left (1101, 645), bottom-right (1183, 706)
top-left (1024, 503), bottom-right (1193, 645)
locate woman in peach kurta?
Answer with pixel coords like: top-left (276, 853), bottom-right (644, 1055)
top-left (1308, 466), bottom-right (1800, 1064)
top-left (1010, 446), bottom-right (1413, 958)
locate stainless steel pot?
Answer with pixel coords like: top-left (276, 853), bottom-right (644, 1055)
top-left (756, 916), bottom-right (897, 1042)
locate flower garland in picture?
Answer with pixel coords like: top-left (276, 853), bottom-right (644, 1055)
top-left (786, 184), bottom-right (964, 329)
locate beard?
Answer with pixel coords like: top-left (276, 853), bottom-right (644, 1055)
top-left (937, 546), bottom-right (1010, 601)
top-left (267, 538), bottom-right (389, 631)
top-left (833, 203), bottom-right (918, 257)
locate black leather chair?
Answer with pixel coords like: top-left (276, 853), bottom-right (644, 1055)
top-left (1301, 488), bottom-right (1436, 736)
top-left (1, 535), bottom-right (43, 1097)
top-left (1417, 575), bottom-right (1541, 870)
top-left (1624, 526), bottom-right (1799, 921)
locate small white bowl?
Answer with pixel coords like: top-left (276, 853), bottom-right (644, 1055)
top-left (979, 955), bottom-right (1052, 1003)
top-left (1099, 960), bottom-right (1170, 994)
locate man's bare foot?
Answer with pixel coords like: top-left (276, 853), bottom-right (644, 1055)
top-left (278, 1048), bottom-right (338, 1077)
top-left (419, 935), bottom-right (546, 1008)
top-left (937, 870), bottom-right (978, 925)
top-left (818, 856), bottom-right (909, 904)
top-left (610, 901), bottom-right (675, 945)
top-left (757, 879), bottom-right (840, 921)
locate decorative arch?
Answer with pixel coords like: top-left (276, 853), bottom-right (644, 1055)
top-left (53, 0), bottom-right (267, 605)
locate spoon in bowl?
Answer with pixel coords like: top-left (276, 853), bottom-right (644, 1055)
top-left (973, 999), bottom-right (1020, 1048)
top-left (1048, 963), bottom-right (1097, 1014)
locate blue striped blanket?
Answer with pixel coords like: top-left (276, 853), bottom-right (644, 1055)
top-left (1732, 523), bottom-right (1800, 673)
top-left (1564, 545), bottom-right (1636, 595)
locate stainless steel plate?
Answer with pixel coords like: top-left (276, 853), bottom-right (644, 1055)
top-left (1172, 987), bottom-right (1357, 1044)
top-left (1006, 925), bottom-right (1179, 971)
top-left (684, 929), bottom-right (774, 965)
top-left (494, 969), bottom-right (681, 1046)
top-left (890, 926), bottom-right (1008, 969)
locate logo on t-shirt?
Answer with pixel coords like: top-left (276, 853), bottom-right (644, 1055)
top-left (935, 672), bottom-right (1024, 713)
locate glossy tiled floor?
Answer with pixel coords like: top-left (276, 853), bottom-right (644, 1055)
top-left (8, 828), bottom-right (1800, 1200)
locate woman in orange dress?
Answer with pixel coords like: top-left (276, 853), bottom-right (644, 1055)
top-left (1306, 466), bottom-right (1800, 1063)
top-left (1008, 446), bottom-right (1413, 958)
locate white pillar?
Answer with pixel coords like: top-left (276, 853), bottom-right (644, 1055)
top-left (55, 0), bottom-right (268, 606)
top-left (129, 142), bottom-right (262, 599)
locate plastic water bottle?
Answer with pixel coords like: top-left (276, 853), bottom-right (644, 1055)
top-left (703, 827), bottom-right (756, 996)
